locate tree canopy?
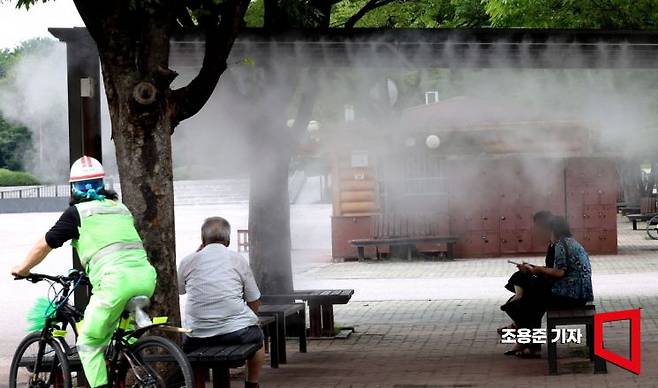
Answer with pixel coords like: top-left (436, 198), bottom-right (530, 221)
top-left (331, 0), bottom-right (489, 28)
top-left (243, 0), bottom-right (658, 30)
top-left (485, 0), bottom-right (658, 29)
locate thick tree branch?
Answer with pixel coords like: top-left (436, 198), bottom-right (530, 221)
top-left (170, 0), bottom-right (250, 125)
top-left (289, 67), bottom-right (320, 141)
top-left (311, 0), bottom-right (342, 29)
top-left (345, 0), bottom-right (398, 29)
top-left (72, 0), bottom-right (112, 46)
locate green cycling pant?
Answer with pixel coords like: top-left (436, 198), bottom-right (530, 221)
top-left (77, 260), bottom-right (157, 387)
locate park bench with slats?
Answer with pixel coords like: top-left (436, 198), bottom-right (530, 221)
top-left (256, 303), bottom-right (306, 364)
top-left (18, 342), bottom-right (262, 388)
top-left (262, 289), bottom-right (355, 337)
top-left (626, 213), bottom-right (658, 230)
top-left (258, 315), bottom-right (279, 368)
top-left (349, 213), bottom-right (457, 260)
top-left (187, 343), bottom-right (262, 388)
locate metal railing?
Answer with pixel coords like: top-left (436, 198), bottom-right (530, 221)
top-left (0, 185), bottom-right (69, 199)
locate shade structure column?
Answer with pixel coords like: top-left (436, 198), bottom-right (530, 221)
top-left (50, 27), bottom-right (103, 312)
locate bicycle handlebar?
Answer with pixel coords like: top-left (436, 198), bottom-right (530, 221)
top-left (14, 271), bottom-right (89, 286)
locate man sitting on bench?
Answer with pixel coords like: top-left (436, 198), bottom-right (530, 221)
top-left (178, 217), bottom-right (265, 388)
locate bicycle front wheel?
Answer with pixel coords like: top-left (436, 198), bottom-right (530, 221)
top-left (9, 332), bottom-right (72, 388)
top-left (119, 336), bottom-right (193, 388)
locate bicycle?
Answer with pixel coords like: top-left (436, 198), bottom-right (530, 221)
top-left (647, 215), bottom-right (658, 240)
top-left (9, 271), bottom-right (194, 388)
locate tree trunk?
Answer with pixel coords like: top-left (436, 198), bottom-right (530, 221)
top-left (245, 63), bottom-right (319, 296)
top-left (248, 135), bottom-right (294, 295)
top-left (619, 159), bottom-right (642, 206)
top-left (103, 70), bottom-right (180, 324)
top-left (70, 0), bottom-right (249, 329)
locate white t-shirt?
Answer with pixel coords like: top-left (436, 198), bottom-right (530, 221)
top-left (178, 243), bottom-right (261, 337)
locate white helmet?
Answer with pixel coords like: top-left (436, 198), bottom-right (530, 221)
top-left (69, 155), bottom-right (105, 183)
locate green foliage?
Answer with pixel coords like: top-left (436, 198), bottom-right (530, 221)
top-left (484, 0), bottom-right (658, 29)
top-left (0, 168), bottom-right (40, 186)
top-left (15, 0), bottom-right (52, 11)
top-left (331, 0), bottom-right (489, 28)
top-left (0, 117), bottom-right (31, 170)
top-left (244, 0), bottom-right (265, 27)
top-left (0, 38), bottom-right (53, 77)
top-left (245, 0), bottom-right (327, 28)
top-left (0, 49), bottom-right (20, 78)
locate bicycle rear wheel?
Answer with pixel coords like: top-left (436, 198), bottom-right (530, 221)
top-left (119, 336), bottom-right (193, 388)
top-left (9, 332), bottom-right (71, 388)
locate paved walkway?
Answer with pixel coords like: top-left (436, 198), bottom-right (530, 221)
top-left (254, 219), bottom-right (658, 387)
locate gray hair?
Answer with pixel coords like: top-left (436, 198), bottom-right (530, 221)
top-left (201, 217), bottom-right (231, 246)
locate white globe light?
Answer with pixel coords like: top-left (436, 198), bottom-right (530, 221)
top-left (425, 134), bottom-right (440, 149)
top-left (307, 120), bottom-right (320, 132)
top-left (287, 119), bottom-right (295, 128)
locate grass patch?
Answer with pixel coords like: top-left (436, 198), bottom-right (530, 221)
top-left (0, 168), bottom-right (40, 186)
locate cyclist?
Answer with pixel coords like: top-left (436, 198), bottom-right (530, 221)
top-left (10, 155), bottom-right (157, 388)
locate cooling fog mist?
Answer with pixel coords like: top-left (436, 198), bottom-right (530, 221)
top-left (3, 37), bottom-right (658, 199)
top-left (0, 43), bottom-right (68, 182)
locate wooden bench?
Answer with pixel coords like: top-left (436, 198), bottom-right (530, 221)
top-left (617, 202), bottom-right (640, 216)
top-left (258, 315), bottom-right (279, 368)
top-left (350, 236), bottom-right (458, 260)
top-left (546, 304), bottom-right (607, 375)
top-left (20, 343), bottom-right (262, 388)
top-left (257, 303), bottom-right (306, 364)
top-left (626, 213), bottom-right (658, 230)
top-left (187, 343), bottom-right (262, 388)
top-left (349, 212), bottom-right (457, 260)
top-left (263, 289), bottom-right (355, 337)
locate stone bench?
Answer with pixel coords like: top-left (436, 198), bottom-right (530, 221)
top-left (546, 304), bottom-right (607, 375)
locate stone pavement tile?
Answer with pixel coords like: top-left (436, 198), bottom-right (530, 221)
top-left (300, 218), bottom-right (658, 283)
top-left (255, 293), bottom-right (657, 387)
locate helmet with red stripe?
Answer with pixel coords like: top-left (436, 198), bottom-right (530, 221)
top-left (69, 155), bottom-right (105, 183)
top-left (70, 156), bottom-right (106, 200)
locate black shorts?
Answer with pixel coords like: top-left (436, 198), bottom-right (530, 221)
top-left (183, 325), bottom-right (264, 352)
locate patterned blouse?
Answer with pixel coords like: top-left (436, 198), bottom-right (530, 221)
top-left (551, 237), bottom-right (594, 301)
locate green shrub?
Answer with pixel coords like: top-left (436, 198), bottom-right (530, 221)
top-left (0, 168), bottom-right (40, 186)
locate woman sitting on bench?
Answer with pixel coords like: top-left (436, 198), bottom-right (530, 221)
top-left (501, 216), bottom-right (594, 358)
top-left (500, 211), bottom-right (555, 318)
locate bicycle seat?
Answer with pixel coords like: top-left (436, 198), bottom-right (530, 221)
top-left (126, 296), bottom-right (153, 328)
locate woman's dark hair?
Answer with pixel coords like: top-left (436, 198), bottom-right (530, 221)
top-left (533, 210), bottom-right (553, 226)
top-left (69, 188), bottom-right (119, 206)
top-left (549, 216), bottom-right (572, 240)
